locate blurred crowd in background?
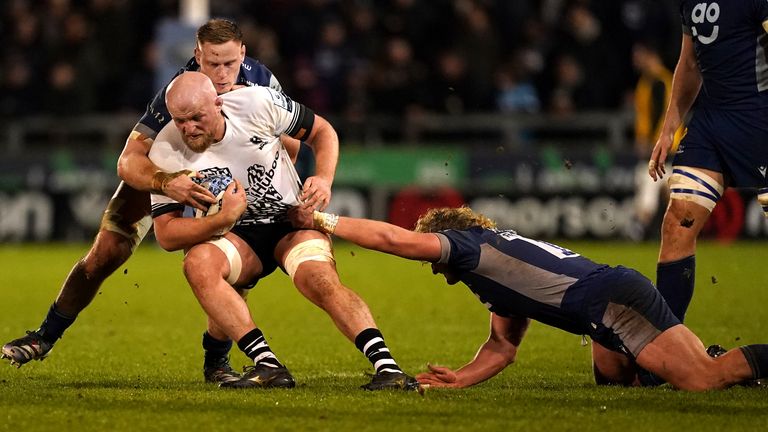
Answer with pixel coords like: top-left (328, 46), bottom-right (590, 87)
top-left (0, 0), bottom-right (679, 120)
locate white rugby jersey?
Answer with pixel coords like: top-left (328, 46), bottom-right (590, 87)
top-left (149, 86), bottom-right (311, 224)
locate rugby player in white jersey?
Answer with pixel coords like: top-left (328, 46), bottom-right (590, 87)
top-left (147, 71), bottom-right (419, 390)
top-left (1, 19), bottom-right (297, 384)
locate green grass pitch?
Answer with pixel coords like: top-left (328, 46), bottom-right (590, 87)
top-left (1, 240), bottom-right (767, 431)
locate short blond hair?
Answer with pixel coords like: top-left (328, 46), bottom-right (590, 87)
top-left (196, 18), bottom-right (243, 45)
top-left (414, 206), bottom-right (496, 233)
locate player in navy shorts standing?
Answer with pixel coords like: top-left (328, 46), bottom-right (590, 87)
top-left (290, 205), bottom-right (768, 390)
top-left (648, 1), bottom-right (768, 324)
top-left (1, 19), bottom-right (295, 384)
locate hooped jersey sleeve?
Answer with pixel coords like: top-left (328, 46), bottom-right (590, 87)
top-left (229, 87), bottom-right (315, 141)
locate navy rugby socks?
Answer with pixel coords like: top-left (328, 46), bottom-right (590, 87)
top-left (202, 331), bottom-right (232, 366)
top-left (38, 303), bottom-right (77, 343)
top-left (355, 328), bottom-right (403, 375)
top-left (739, 345), bottom-right (768, 380)
top-left (656, 255), bottom-right (695, 322)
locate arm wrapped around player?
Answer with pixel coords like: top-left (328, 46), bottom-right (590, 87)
top-left (152, 179), bottom-right (246, 251)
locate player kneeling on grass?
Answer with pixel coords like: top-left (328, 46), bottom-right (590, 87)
top-left (289, 205), bottom-right (768, 391)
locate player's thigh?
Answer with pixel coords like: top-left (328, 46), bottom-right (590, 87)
top-left (184, 233), bottom-right (263, 286)
top-left (635, 324), bottom-right (714, 390)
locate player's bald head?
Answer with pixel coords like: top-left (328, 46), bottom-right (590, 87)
top-left (166, 71), bottom-right (218, 114)
top-left (165, 71), bottom-right (225, 152)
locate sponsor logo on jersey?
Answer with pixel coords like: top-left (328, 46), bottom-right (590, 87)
top-left (269, 90), bottom-right (293, 112)
top-left (197, 166), bottom-right (233, 179)
top-left (690, 2), bottom-right (720, 45)
top-left (242, 151), bottom-right (291, 223)
top-left (759, 166), bottom-right (767, 178)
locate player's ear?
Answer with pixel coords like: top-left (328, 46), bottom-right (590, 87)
top-left (194, 45), bottom-right (202, 64)
top-left (215, 96), bottom-right (224, 109)
top-left (239, 43), bottom-right (246, 61)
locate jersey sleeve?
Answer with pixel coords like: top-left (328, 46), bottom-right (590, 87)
top-left (150, 200), bottom-right (184, 218)
top-left (680, 3), bottom-right (692, 36)
top-left (434, 230), bottom-right (481, 271)
top-left (132, 67), bottom-right (186, 139)
top-left (257, 88), bottom-right (315, 140)
top-left (133, 58), bottom-right (197, 139)
top-left (241, 56), bottom-right (283, 91)
top-left (269, 75), bottom-right (282, 92)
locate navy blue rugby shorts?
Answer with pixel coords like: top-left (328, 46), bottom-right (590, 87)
top-left (674, 106), bottom-right (768, 188)
top-left (581, 266), bottom-right (680, 358)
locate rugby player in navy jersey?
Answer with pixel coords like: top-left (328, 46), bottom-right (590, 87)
top-left (289, 205), bottom-right (768, 391)
top-left (648, 1), bottom-right (768, 324)
top-left (1, 19), bottom-right (302, 384)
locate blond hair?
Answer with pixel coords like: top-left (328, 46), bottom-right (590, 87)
top-left (196, 18), bottom-right (243, 45)
top-left (414, 206), bottom-right (496, 233)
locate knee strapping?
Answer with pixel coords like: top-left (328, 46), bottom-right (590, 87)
top-left (758, 188), bottom-right (768, 219)
top-left (206, 237), bottom-right (242, 285)
top-left (100, 206), bottom-right (151, 252)
top-left (284, 238), bottom-right (335, 281)
top-left (668, 167), bottom-right (724, 212)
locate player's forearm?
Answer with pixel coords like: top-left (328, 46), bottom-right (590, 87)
top-left (118, 151), bottom-right (164, 191)
top-left (661, 70), bottom-right (699, 136)
top-left (328, 215), bottom-right (436, 260)
top-left (661, 39), bottom-right (701, 137)
top-left (117, 135), bottom-right (162, 192)
top-left (452, 342), bottom-right (517, 388)
top-left (333, 217), bottom-right (406, 254)
top-left (155, 215), bottom-right (235, 251)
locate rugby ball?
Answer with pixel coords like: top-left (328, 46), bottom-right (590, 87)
top-left (193, 173), bottom-right (234, 218)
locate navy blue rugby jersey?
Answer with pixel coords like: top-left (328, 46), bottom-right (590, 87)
top-left (681, 0), bottom-right (768, 109)
top-left (133, 56), bottom-right (281, 139)
top-left (435, 227), bottom-right (608, 335)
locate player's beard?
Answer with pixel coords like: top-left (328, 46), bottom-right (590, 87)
top-left (183, 132), bottom-right (215, 153)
